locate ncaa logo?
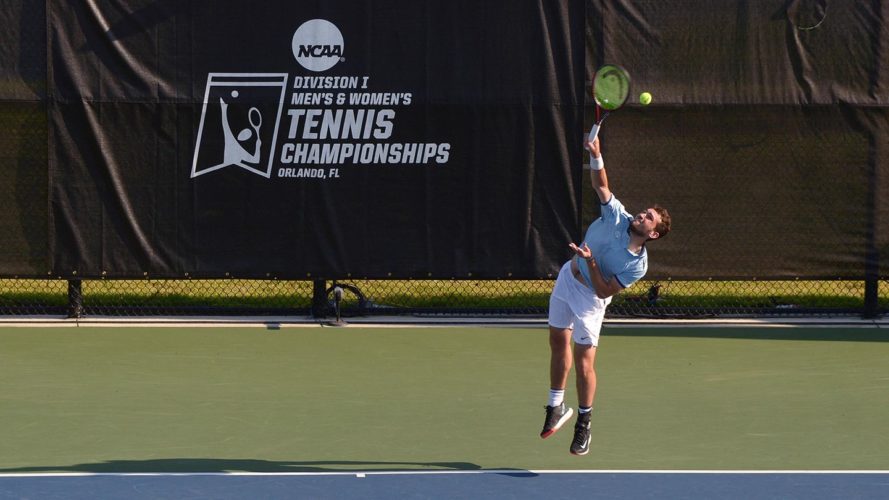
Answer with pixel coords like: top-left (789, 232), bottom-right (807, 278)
top-left (292, 19), bottom-right (344, 72)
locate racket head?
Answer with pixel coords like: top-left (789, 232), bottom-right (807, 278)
top-left (592, 64), bottom-right (631, 111)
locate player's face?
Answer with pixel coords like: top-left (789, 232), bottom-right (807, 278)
top-left (630, 208), bottom-right (661, 240)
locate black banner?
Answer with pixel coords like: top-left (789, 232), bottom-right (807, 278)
top-left (46, 0), bottom-right (585, 279)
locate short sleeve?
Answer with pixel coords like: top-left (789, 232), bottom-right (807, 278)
top-left (599, 194), bottom-right (625, 226)
top-left (615, 266), bottom-right (645, 289)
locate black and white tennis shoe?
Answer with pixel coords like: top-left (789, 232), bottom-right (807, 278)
top-left (569, 412), bottom-right (591, 455)
top-left (540, 402), bottom-right (573, 439)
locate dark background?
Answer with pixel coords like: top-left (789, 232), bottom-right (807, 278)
top-left (0, 0), bottom-right (885, 280)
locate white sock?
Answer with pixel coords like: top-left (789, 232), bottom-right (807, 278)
top-left (579, 406), bottom-right (592, 414)
top-left (548, 389), bottom-right (564, 407)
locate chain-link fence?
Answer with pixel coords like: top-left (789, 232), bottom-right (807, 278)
top-left (0, 278), bottom-right (884, 318)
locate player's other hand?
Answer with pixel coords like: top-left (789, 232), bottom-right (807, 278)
top-left (569, 242), bottom-right (593, 260)
top-left (584, 137), bottom-right (601, 158)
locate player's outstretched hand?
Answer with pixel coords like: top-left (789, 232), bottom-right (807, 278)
top-left (568, 242), bottom-right (593, 261)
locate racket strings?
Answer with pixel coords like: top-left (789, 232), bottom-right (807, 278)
top-left (592, 65), bottom-right (631, 111)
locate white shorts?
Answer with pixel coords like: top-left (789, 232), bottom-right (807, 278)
top-left (548, 260), bottom-right (611, 346)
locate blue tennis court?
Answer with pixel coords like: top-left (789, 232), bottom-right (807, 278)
top-left (2, 471), bottom-right (888, 499)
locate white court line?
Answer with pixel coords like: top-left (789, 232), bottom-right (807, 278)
top-left (1, 470), bottom-right (887, 478)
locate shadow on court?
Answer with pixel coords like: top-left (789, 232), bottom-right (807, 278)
top-left (604, 326), bottom-right (889, 342)
top-left (0, 459), bottom-right (536, 475)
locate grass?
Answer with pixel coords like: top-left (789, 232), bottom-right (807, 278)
top-left (0, 278), bottom-right (884, 312)
top-left (621, 279), bottom-right (876, 310)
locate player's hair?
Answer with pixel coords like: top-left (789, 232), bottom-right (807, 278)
top-left (652, 205), bottom-right (671, 240)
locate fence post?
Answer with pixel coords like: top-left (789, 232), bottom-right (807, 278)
top-left (67, 279), bottom-right (83, 318)
top-left (863, 122), bottom-right (881, 319)
top-left (864, 274), bottom-right (878, 318)
top-left (311, 279), bottom-right (327, 318)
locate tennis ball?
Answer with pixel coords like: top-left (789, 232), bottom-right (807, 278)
top-left (639, 92), bottom-right (652, 106)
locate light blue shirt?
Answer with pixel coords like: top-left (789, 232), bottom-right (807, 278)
top-left (575, 194), bottom-right (647, 293)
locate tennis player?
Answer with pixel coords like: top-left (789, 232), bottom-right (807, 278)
top-left (540, 136), bottom-right (671, 455)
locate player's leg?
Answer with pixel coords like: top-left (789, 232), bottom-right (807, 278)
top-left (569, 342), bottom-right (597, 455)
top-left (549, 325), bottom-right (572, 392)
top-left (573, 343), bottom-right (598, 410)
top-left (541, 325), bottom-right (574, 438)
top-left (547, 262), bottom-right (577, 392)
top-left (542, 281), bottom-right (576, 438)
top-left (568, 301), bottom-right (606, 455)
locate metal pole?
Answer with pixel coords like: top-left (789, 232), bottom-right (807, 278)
top-left (311, 279), bottom-right (327, 318)
top-left (863, 107), bottom-right (883, 318)
top-left (67, 279), bottom-right (83, 318)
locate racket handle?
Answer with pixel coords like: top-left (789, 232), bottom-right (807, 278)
top-left (587, 123), bottom-right (601, 142)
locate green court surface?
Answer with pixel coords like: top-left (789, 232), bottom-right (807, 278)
top-left (1, 325), bottom-right (887, 473)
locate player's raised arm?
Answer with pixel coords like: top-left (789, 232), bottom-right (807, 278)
top-left (585, 137), bottom-right (611, 204)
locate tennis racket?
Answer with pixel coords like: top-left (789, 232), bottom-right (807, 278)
top-left (588, 64), bottom-right (631, 142)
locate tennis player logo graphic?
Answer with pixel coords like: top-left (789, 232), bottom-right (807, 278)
top-left (191, 19), bottom-right (344, 178)
top-left (191, 74), bottom-right (288, 178)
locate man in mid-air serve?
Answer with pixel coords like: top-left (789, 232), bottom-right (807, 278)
top-left (541, 136), bottom-right (671, 455)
